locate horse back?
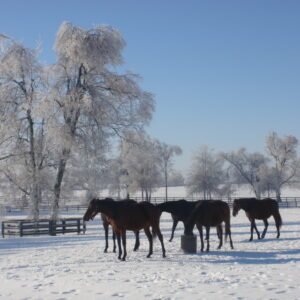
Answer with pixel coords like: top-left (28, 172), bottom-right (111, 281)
top-left (246, 198), bottom-right (279, 219)
top-left (112, 201), bottom-right (160, 231)
top-left (194, 200), bottom-right (230, 226)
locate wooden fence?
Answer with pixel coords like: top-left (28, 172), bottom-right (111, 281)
top-left (2, 218), bottom-right (86, 238)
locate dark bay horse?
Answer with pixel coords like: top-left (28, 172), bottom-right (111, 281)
top-left (157, 199), bottom-right (222, 242)
top-left (83, 198), bottom-right (166, 261)
top-left (185, 200), bottom-right (234, 252)
top-left (157, 199), bottom-right (197, 241)
top-left (100, 198), bottom-right (140, 253)
top-left (232, 198), bottom-right (282, 241)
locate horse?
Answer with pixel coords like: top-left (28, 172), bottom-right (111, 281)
top-left (232, 198), bottom-right (282, 241)
top-left (157, 199), bottom-right (222, 242)
top-left (100, 198), bottom-right (140, 253)
top-left (83, 198), bottom-right (166, 261)
top-left (157, 199), bottom-right (197, 241)
top-left (184, 200), bottom-right (234, 252)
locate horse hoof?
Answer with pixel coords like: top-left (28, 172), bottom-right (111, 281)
top-left (104, 250), bottom-right (108, 253)
top-left (121, 258), bottom-right (126, 261)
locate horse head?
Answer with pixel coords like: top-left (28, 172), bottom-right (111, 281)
top-left (83, 198), bottom-right (100, 221)
top-left (232, 199), bottom-right (240, 216)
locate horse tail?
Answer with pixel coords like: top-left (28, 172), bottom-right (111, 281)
top-left (224, 205), bottom-right (231, 242)
top-left (273, 204), bottom-right (282, 228)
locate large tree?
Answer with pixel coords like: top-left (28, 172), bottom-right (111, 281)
top-left (187, 146), bottom-right (228, 199)
top-left (265, 132), bottom-right (300, 201)
top-left (120, 132), bottom-right (161, 201)
top-left (222, 148), bottom-right (268, 199)
top-left (0, 36), bottom-right (49, 219)
top-left (47, 22), bottom-right (154, 218)
top-left (155, 141), bottom-right (182, 201)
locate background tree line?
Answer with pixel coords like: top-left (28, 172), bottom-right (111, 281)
top-left (1, 23), bottom-right (299, 221)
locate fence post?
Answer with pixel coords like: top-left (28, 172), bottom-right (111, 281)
top-left (62, 220), bottom-right (65, 234)
top-left (19, 221), bottom-right (23, 237)
top-left (77, 219), bottom-right (80, 234)
top-left (2, 222), bottom-right (4, 238)
top-left (49, 220), bottom-right (56, 236)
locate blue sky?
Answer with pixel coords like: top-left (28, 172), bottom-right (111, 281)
top-left (1, 1), bottom-right (300, 173)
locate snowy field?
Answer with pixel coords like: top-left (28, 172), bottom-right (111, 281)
top-left (0, 207), bottom-right (300, 300)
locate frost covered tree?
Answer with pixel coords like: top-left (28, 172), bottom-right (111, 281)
top-left (155, 141), bottom-right (182, 200)
top-left (222, 148), bottom-right (269, 198)
top-left (187, 146), bottom-right (227, 199)
top-left (46, 22), bottom-right (154, 218)
top-left (62, 143), bottom-right (109, 203)
top-left (0, 36), bottom-right (49, 219)
top-left (168, 170), bottom-right (185, 187)
top-left (265, 132), bottom-right (300, 201)
top-left (106, 156), bottom-right (130, 198)
top-left (120, 132), bottom-right (161, 201)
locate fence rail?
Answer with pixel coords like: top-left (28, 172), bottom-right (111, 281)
top-left (2, 196), bottom-right (300, 213)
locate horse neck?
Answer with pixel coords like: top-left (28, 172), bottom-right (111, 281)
top-left (185, 205), bottom-right (199, 233)
top-left (238, 199), bottom-right (254, 211)
top-left (95, 200), bottom-right (117, 219)
top-left (158, 202), bottom-right (181, 214)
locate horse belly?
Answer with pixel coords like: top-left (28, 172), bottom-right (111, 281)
top-left (253, 211), bottom-right (272, 220)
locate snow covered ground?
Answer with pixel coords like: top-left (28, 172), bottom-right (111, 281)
top-left (0, 207), bottom-right (300, 300)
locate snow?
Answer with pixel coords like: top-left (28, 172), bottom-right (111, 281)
top-left (1, 207), bottom-right (300, 300)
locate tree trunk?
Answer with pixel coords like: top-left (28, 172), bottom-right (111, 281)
top-left (164, 170), bottom-right (168, 202)
top-left (51, 149), bottom-right (69, 220)
top-left (275, 189), bottom-right (282, 202)
top-left (29, 183), bottom-right (40, 220)
top-left (27, 110), bottom-right (41, 220)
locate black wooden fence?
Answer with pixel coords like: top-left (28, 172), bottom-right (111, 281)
top-left (2, 218), bottom-right (86, 238)
top-left (2, 196), bottom-right (300, 214)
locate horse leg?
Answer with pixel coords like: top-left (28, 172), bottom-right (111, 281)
top-left (112, 230), bottom-right (116, 253)
top-left (205, 226), bottom-right (210, 252)
top-left (261, 219), bottom-right (268, 239)
top-left (249, 218), bottom-right (260, 241)
top-left (103, 222), bottom-right (109, 253)
top-left (216, 225), bottom-right (221, 240)
top-left (225, 221), bottom-right (234, 250)
top-left (253, 220), bottom-right (260, 240)
top-left (197, 224), bottom-right (204, 252)
top-left (217, 225), bottom-right (223, 250)
top-left (133, 230), bottom-right (140, 251)
top-left (153, 224), bottom-right (166, 258)
top-left (121, 231), bottom-right (127, 261)
top-left (116, 232), bottom-right (122, 260)
top-left (144, 227), bottom-right (153, 258)
top-left (169, 219), bottom-right (179, 242)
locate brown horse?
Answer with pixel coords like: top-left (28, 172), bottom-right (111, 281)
top-left (232, 198), bottom-right (282, 241)
top-left (100, 198), bottom-right (140, 253)
top-left (157, 199), bottom-right (222, 242)
top-left (185, 200), bottom-right (234, 252)
top-left (83, 198), bottom-right (166, 261)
